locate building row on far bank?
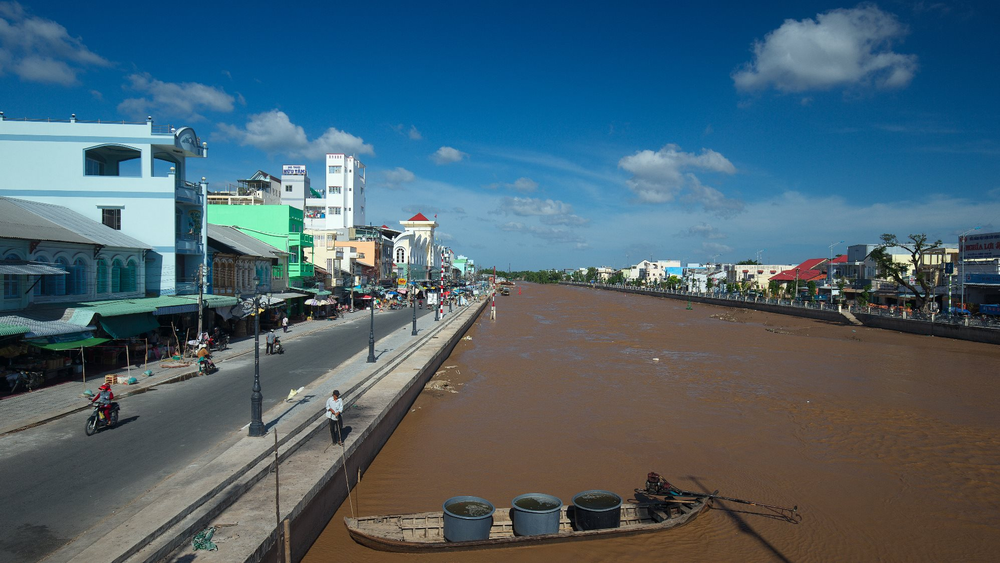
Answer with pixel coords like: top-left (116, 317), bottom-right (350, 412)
top-left (0, 115), bottom-right (477, 397)
top-left (569, 237), bottom-right (1000, 313)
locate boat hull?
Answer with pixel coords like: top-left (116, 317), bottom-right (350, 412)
top-left (345, 497), bottom-right (710, 553)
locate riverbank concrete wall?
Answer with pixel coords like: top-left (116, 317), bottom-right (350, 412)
top-left (573, 284), bottom-right (1000, 346)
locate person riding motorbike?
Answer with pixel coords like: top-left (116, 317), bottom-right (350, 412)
top-left (197, 344), bottom-right (217, 372)
top-left (272, 335), bottom-right (284, 354)
top-left (91, 383), bottom-right (114, 420)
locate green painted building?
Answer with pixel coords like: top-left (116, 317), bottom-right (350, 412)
top-left (207, 205), bottom-right (315, 287)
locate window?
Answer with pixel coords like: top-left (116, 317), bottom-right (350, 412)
top-left (124, 260), bottom-right (138, 292)
top-left (285, 185), bottom-right (293, 192)
top-left (3, 253), bottom-right (19, 299)
top-left (331, 207), bottom-right (341, 215)
top-left (328, 165), bottom-right (342, 174)
top-left (396, 247), bottom-right (405, 263)
top-left (102, 208), bottom-right (121, 230)
top-left (96, 259), bottom-right (108, 293)
top-left (85, 158), bottom-right (105, 176)
top-left (328, 186), bottom-right (341, 194)
top-left (69, 258), bottom-right (87, 295)
top-left (111, 260), bottom-right (122, 292)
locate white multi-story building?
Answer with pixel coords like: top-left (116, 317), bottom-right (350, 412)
top-left (0, 114), bottom-right (208, 295)
top-left (318, 154), bottom-right (366, 231)
top-left (281, 164), bottom-right (311, 212)
top-left (625, 259), bottom-right (682, 283)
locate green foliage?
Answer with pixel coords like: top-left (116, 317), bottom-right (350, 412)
top-left (607, 270), bottom-right (625, 285)
top-left (737, 259), bottom-right (761, 265)
top-left (856, 284), bottom-right (873, 307)
top-left (585, 267), bottom-right (597, 283)
top-left (806, 280), bottom-right (817, 295)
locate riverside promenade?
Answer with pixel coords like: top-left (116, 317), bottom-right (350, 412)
top-left (32, 296), bottom-right (488, 563)
top-left (569, 282), bottom-right (1000, 345)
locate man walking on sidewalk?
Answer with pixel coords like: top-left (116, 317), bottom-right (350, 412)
top-left (282, 315), bottom-right (289, 333)
top-left (326, 390), bottom-right (344, 446)
top-left (265, 330), bottom-right (275, 355)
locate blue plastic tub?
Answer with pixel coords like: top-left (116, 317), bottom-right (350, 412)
top-left (442, 496), bottom-right (495, 542)
top-left (572, 490), bottom-right (622, 531)
top-left (511, 493), bottom-right (563, 536)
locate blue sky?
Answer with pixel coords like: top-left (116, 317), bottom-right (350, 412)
top-left (2, 0), bottom-right (998, 270)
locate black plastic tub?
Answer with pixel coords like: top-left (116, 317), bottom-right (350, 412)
top-left (442, 496), bottom-right (495, 542)
top-left (571, 490), bottom-right (622, 531)
top-left (511, 493), bottom-right (563, 536)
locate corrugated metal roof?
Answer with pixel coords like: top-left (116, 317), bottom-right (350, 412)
top-left (208, 224), bottom-right (287, 258)
top-left (0, 260), bottom-right (68, 275)
top-left (0, 313), bottom-right (94, 338)
top-left (0, 323), bottom-right (31, 337)
top-left (0, 197), bottom-right (151, 249)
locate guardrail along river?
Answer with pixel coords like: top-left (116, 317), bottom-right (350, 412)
top-left (305, 283), bottom-right (1000, 562)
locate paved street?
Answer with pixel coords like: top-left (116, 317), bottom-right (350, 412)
top-left (0, 307), bottom-right (432, 563)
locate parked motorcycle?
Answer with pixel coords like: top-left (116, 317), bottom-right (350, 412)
top-left (85, 401), bottom-right (120, 436)
top-left (210, 332), bottom-right (229, 351)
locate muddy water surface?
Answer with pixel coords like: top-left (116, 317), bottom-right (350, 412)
top-left (305, 284), bottom-right (1000, 562)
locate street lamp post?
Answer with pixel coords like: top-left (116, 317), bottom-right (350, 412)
top-left (409, 257), bottom-right (417, 336)
top-left (959, 227), bottom-right (981, 310)
top-left (794, 268), bottom-right (800, 303)
top-left (367, 295), bottom-right (376, 363)
top-left (236, 278), bottom-right (270, 438)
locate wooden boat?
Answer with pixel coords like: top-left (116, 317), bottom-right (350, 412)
top-left (344, 493), bottom-right (712, 552)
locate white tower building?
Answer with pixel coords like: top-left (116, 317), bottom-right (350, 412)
top-left (281, 164), bottom-right (311, 211)
top-left (321, 154), bottom-right (366, 230)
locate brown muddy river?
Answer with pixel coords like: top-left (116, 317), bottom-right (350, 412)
top-left (305, 283), bottom-right (1000, 562)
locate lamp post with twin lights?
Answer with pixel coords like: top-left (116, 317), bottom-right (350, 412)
top-left (236, 277), bottom-right (271, 438)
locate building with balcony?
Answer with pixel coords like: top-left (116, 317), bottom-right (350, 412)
top-left (0, 115), bottom-right (208, 296)
top-left (207, 204), bottom-right (314, 288)
top-left (206, 170), bottom-right (282, 206)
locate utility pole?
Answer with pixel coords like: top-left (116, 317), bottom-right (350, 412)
top-left (197, 264), bottom-right (204, 339)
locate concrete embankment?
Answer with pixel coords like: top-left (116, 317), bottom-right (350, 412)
top-left (51, 299), bottom-right (489, 563)
top-left (572, 283), bottom-right (1000, 345)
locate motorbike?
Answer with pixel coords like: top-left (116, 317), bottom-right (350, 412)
top-left (85, 401), bottom-right (120, 435)
top-left (198, 356), bottom-right (218, 374)
top-left (273, 337), bottom-right (284, 355)
top-left (210, 332), bottom-right (229, 351)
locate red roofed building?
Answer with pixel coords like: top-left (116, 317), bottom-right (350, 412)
top-left (395, 212), bottom-right (439, 281)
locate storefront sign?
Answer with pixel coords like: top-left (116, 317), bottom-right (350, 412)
top-left (965, 273), bottom-right (1000, 285)
top-left (282, 165), bottom-right (307, 176)
top-left (961, 231), bottom-right (1000, 259)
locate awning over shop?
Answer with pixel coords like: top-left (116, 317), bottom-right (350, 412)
top-left (27, 337), bottom-right (110, 350)
top-left (270, 292), bottom-right (309, 301)
top-left (98, 313), bottom-right (161, 339)
top-left (0, 313), bottom-right (95, 338)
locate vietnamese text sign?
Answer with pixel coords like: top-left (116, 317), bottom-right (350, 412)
top-left (960, 231), bottom-right (1000, 259)
top-left (282, 165), bottom-right (307, 176)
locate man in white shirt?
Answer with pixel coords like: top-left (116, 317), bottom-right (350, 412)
top-left (326, 390), bottom-right (344, 446)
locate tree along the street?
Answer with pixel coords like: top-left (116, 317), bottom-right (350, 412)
top-left (867, 233), bottom-right (942, 311)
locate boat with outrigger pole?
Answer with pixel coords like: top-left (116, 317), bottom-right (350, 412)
top-left (344, 472), bottom-right (800, 552)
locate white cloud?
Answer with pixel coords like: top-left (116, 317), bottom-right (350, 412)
top-left (733, 5), bottom-right (918, 93)
top-left (409, 125), bottom-right (422, 140)
top-left (485, 177), bottom-right (538, 193)
top-left (501, 196), bottom-right (573, 217)
top-left (431, 146), bottom-right (467, 165)
top-left (0, 2), bottom-right (110, 85)
top-left (119, 73), bottom-right (235, 121)
top-left (618, 144), bottom-right (742, 215)
top-left (218, 110), bottom-right (374, 159)
top-left (382, 167), bottom-right (416, 190)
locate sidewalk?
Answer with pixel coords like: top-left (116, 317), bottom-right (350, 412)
top-left (0, 310), bottom-right (373, 436)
